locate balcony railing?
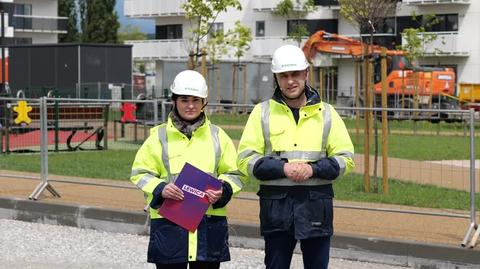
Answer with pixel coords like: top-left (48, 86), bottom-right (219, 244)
top-left (251, 37), bottom-right (306, 58)
top-left (402, 32), bottom-right (469, 56)
top-left (253, 0), bottom-right (339, 11)
top-left (402, 0), bottom-right (470, 5)
top-left (126, 39), bottom-right (190, 60)
top-left (13, 15), bottom-right (67, 33)
top-left (124, 0), bottom-right (186, 17)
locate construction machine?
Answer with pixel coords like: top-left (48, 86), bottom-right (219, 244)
top-left (302, 31), bottom-right (457, 117)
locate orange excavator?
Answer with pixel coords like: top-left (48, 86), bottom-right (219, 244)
top-left (302, 30), bottom-right (456, 110)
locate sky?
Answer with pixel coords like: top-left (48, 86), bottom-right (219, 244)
top-left (115, 0), bottom-right (155, 34)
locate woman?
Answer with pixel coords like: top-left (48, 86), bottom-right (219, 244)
top-left (130, 70), bottom-right (243, 269)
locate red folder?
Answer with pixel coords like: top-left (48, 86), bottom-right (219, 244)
top-left (159, 162), bottom-right (222, 232)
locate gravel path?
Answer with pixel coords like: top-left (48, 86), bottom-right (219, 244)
top-left (0, 219), bottom-right (411, 269)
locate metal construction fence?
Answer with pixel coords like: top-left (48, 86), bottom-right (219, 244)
top-left (0, 97), bottom-right (478, 247)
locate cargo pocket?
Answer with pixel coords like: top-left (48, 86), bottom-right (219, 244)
top-left (258, 191), bottom-right (291, 234)
top-left (148, 219), bottom-right (188, 263)
top-left (206, 216), bottom-right (229, 260)
top-left (307, 191), bottom-right (333, 236)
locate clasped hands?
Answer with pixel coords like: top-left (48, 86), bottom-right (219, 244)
top-left (161, 183), bottom-right (223, 204)
top-left (284, 162), bottom-right (313, 182)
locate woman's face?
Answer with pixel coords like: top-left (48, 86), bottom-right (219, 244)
top-left (174, 95), bottom-right (204, 122)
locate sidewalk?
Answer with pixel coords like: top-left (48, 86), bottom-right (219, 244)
top-left (0, 170), bottom-right (479, 266)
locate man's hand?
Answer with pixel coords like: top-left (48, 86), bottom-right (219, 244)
top-left (205, 188), bottom-right (223, 204)
top-left (284, 162), bottom-right (313, 182)
top-left (161, 183), bottom-right (184, 201)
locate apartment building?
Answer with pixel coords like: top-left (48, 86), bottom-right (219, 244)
top-left (0, 0), bottom-right (67, 44)
top-left (124, 0), bottom-right (478, 106)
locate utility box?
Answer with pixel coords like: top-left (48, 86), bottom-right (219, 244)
top-left (8, 43), bottom-right (132, 99)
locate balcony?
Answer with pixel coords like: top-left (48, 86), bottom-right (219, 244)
top-left (402, 0), bottom-right (470, 5)
top-left (124, 0), bottom-right (186, 18)
top-left (402, 32), bottom-right (469, 57)
top-left (126, 39), bottom-right (190, 60)
top-left (13, 15), bottom-right (67, 33)
top-left (251, 37), bottom-right (304, 58)
top-left (253, 0), bottom-right (339, 11)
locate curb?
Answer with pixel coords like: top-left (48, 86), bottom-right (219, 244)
top-left (1, 196), bottom-right (479, 268)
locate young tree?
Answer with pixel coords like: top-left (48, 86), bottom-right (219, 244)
top-left (79, 0), bottom-right (120, 43)
top-left (339, 0), bottom-right (400, 193)
top-left (225, 21), bottom-right (252, 107)
top-left (58, 0), bottom-right (79, 42)
top-left (398, 14), bottom-right (440, 65)
top-left (182, 0), bottom-right (242, 69)
top-left (206, 30), bottom-right (228, 103)
top-left (274, 0), bottom-right (316, 46)
top-left (339, 0), bottom-right (399, 39)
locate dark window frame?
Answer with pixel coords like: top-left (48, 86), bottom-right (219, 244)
top-left (256, 21), bottom-right (265, 37)
top-left (156, 24), bottom-right (183, 40)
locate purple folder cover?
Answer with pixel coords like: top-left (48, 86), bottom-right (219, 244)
top-left (159, 163), bottom-right (222, 232)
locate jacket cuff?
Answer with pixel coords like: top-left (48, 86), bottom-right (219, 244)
top-left (212, 181), bottom-right (233, 209)
top-left (149, 182), bottom-right (167, 209)
top-left (310, 157), bottom-right (340, 180)
top-left (252, 156), bottom-right (287, 180)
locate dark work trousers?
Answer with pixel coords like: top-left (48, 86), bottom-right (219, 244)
top-left (264, 232), bottom-right (331, 269)
top-left (155, 261), bottom-right (220, 269)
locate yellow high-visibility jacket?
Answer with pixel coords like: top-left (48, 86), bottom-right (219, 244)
top-left (130, 115), bottom-right (243, 263)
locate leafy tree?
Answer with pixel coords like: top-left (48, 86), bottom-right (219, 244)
top-left (182, 0), bottom-right (242, 69)
top-left (118, 25), bottom-right (147, 43)
top-left (339, 0), bottom-right (400, 193)
top-left (225, 21), bottom-right (252, 63)
top-left (58, 0), bottom-right (79, 42)
top-left (224, 21), bottom-right (252, 107)
top-left (79, 0), bottom-right (120, 43)
top-left (398, 13), bottom-right (440, 65)
top-left (274, 0), bottom-right (316, 45)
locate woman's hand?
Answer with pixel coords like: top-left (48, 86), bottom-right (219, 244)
top-left (161, 183), bottom-right (184, 201)
top-left (205, 188), bottom-right (223, 204)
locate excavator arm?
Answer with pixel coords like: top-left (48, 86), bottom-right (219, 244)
top-left (302, 30), bottom-right (403, 62)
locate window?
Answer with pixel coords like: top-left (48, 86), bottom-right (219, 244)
top-left (14, 4), bottom-right (32, 15)
top-left (424, 14), bottom-right (458, 32)
top-left (314, 0), bottom-right (339, 6)
top-left (156, 24), bottom-right (182, 39)
top-left (287, 19), bottom-right (337, 36)
top-left (208, 22), bottom-right (224, 37)
top-left (256, 21), bottom-right (265, 37)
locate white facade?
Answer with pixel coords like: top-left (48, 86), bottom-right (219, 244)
top-left (1, 0), bottom-right (67, 44)
top-left (124, 0), bottom-right (478, 104)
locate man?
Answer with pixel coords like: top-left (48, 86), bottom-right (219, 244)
top-left (237, 44), bottom-right (355, 269)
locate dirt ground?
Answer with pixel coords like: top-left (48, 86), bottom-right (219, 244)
top-left (0, 169), bottom-right (478, 249)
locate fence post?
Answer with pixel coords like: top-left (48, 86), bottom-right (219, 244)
top-left (462, 108), bottom-right (478, 247)
top-left (161, 100), bottom-right (167, 123)
top-left (29, 97), bottom-right (61, 200)
top-left (153, 99), bottom-right (158, 125)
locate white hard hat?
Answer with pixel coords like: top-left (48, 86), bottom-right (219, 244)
top-left (271, 45), bottom-right (309, 73)
top-left (170, 70), bottom-right (208, 98)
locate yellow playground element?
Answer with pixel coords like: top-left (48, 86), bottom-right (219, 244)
top-left (13, 100), bottom-right (33, 125)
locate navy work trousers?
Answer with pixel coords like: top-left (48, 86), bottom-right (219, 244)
top-left (264, 232), bottom-right (331, 269)
top-left (155, 261), bottom-right (220, 269)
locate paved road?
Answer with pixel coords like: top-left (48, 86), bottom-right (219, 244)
top-left (0, 219), bottom-right (412, 269)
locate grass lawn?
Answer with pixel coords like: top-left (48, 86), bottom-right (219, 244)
top-left (0, 149), bottom-right (478, 211)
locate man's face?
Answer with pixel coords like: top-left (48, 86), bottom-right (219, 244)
top-left (276, 69), bottom-right (307, 100)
